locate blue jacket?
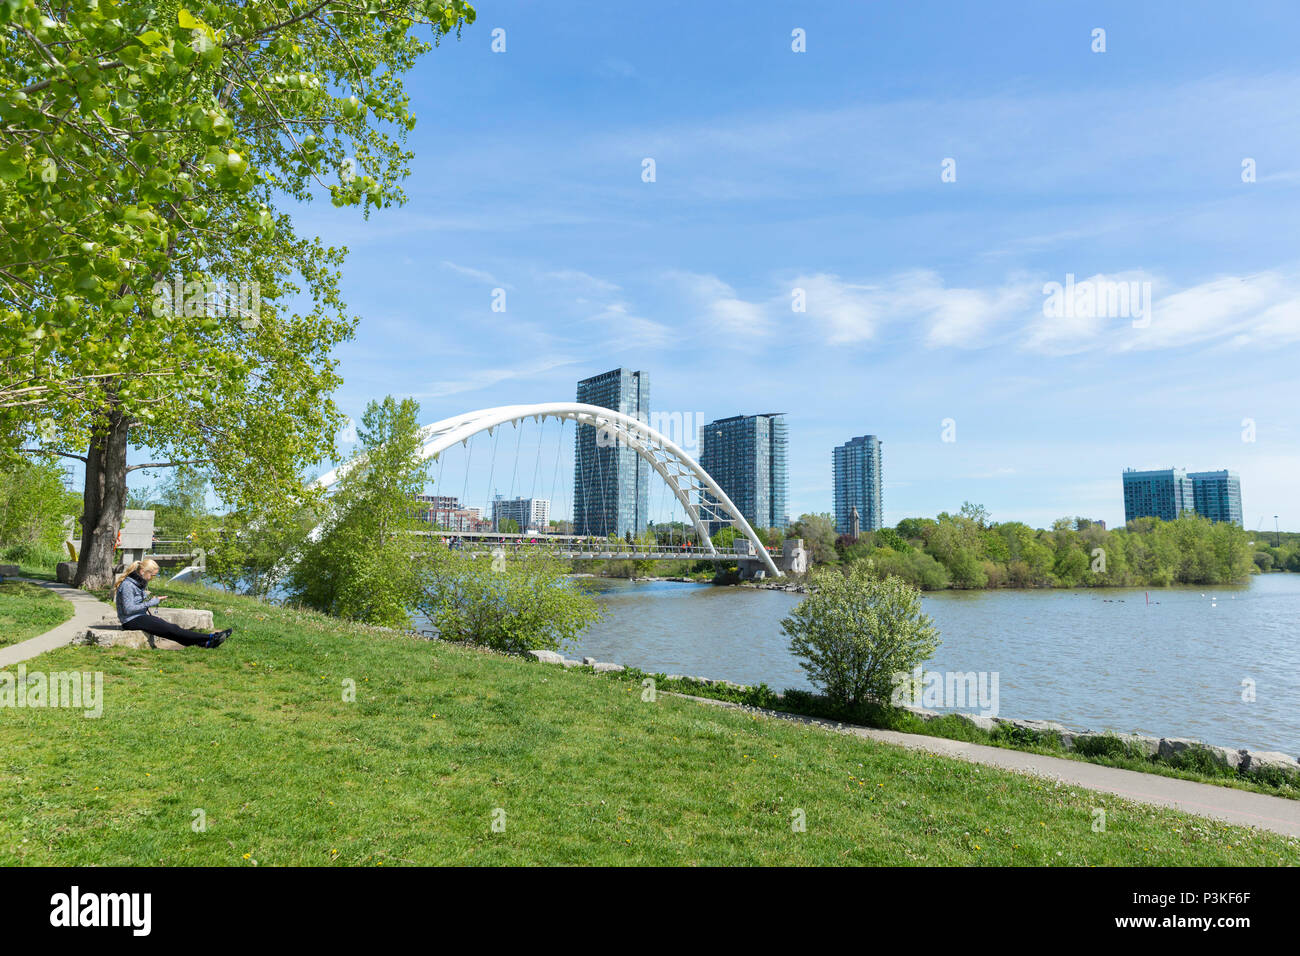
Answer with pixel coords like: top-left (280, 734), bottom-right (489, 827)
top-left (115, 573), bottom-right (160, 624)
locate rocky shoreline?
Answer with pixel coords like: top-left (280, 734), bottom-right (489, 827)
top-left (525, 648), bottom-right (1299, 785)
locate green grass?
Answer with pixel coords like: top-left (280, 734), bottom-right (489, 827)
top-left (610, 677), bottom-right (1300, 801)
top-left (0, 581), bottom-right (73, 648)
top-left (1, 581), bottom-right (1296, 866)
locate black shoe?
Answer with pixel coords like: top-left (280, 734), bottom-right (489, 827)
top-left (206, 628), bottom-right (233, 649)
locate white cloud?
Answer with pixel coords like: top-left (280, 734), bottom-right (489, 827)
top-left (666, 271), bottom-right (772, 338)
top-left (787, 272), bottom-right (882, 344)
top-left (441, 260), bottom-right (505, 286)
top-left (785, 270), bottom-right (1032, 348)
top-left (1125, 272), bottom-right (1300, 352)
top-left (417, 356), bottom-right (578, 399)
top-left (541, 268), bottom-right (621, 292)
top-left (589, 302), bottom-right (674, 349)
top-left (1018, 268), bottom-right (1300, 354)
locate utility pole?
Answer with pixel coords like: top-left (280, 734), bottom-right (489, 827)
top-left (1275, 515), bottom-right (1281, 549)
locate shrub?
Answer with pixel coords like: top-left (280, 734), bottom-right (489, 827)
top-left (418, 544), bottom-right (602, 654)
top-left (781, 566), bottom-right (940, 709)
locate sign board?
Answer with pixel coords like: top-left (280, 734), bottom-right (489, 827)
top-left (119, 510), bottom-right (155, 551)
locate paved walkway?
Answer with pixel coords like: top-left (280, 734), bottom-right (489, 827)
top-left (0, 578), bottom-right (111, 669)
top-left (678, 694), bottom-right (1300, 838)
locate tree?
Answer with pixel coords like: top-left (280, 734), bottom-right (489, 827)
top-left (196, 505), bottom-right (304, 598)
top-left (787, 513), bottom-right (838, 565)
top-left (1, 1), bottom-right (476, 588)
top-left (286, 396), bottom-right (427, 627)
top-left (0, 457), bottom-right (77, 553)
top-left (497, 517), bottom-right (520, 534)
top-left (782, 566), bottom-right (940, 709)
top-left (710, 525), bottom-right (737, 550)
top-left (418, 544), bottom-right (601, 654)
top-left (895, 517), bottom-right (935, 542)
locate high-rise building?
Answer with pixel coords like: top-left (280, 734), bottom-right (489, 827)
top-left (1122, 468), bottom-right (1195, 522)
top-left (491, 496), bottom-right (551, 532)
top-left (698, 413), bottom-right (788, 536)
top-left (574, 368), bottom-right (649, 537)
top-left (1188, 470), bottom-right (1243, 525)
top-left (833, 435), bottom-right (883, 535)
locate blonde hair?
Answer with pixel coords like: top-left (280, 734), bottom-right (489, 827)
top-left (114, 558), bottom-right (160, 592)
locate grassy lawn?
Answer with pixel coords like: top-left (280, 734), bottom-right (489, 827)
top-left (1, 581), bottom-right (1296, 866)
top-left (0, 581), bottom-right (73, 648)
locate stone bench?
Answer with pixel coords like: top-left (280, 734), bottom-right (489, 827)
top-left (0, 564), bottom-right (20, 579)
top-left (73, 608), bottom-right (216, 651)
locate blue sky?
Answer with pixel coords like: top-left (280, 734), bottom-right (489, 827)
top-left (274, 1), bottom-right (1300, 531)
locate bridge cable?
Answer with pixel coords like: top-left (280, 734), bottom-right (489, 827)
top-left (506, 416), bottom-right (524, 506)
top-left (484, 424), bottom-right (501, 530)
top-left (546, 417), bottom-right (565, 532)
top-left (460, 432), bottom-right (474, 523)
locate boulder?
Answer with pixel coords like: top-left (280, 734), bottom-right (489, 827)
top-left (996, 718), bottom-right (1069, 737)
top-left (582, 657), bottom-right (597, 666)
top-left (1240, 750), bottom-right (1300, 778)
top-left (1210, 746), bottom-right (1247, 771)
top-left (902, 706), bottom-right (945, 723)
top-left (560, 658), bottom-right (583, 668)
top-left (75, 618), bottom-right (185, 651)
top-left (56, 562), bottom-right (77, 585)
top-left (1157, 737), bottom-right (1203, 760)
top-left (527, 649), bottom-right (565, 664)
top-left (954, 713), bottom-right (998, 733)
top-left (593, 662), bottom-right (625, 674)
top-left (73, 608), bottom-right (215, 651)
top-left (1072, 731), bottom-right (1161, 759)
top-left (152, 607), bottom-right (214, 631)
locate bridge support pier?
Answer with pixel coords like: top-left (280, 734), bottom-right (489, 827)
top-left (735, 537), bottom-right (807, 580)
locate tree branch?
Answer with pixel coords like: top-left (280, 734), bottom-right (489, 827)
top-left (20, 448), bottom-right (88, 463)
top-left (126, 459), bottom-right (211, 473)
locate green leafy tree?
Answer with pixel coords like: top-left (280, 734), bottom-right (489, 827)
top-left (710, 525), bottom-right (738, 550)
top-left (787, 512), bottom-right (838, 565)
top-left (196, 500), bottom-right (313, 599)
top-left (0, 457), bottom-right (78, 553)
top-left (1, 1), bottom-right (475, 588)
top-left (782, 566), bottom-right (940, 709)
top-left (287, 396), bottom-right (426, 627)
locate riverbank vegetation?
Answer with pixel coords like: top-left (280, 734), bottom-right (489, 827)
top-left (791, 503), bottom-right (1262, 591)
top-left (596, 665), bottom-right (1300, 802)
top-left (3, 578), bottom-right (1295, 866)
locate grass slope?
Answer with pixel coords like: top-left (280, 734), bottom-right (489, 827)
top-left (0, 581), bottom-right (73, 648)
top-left (1, 582), bottom-right (1296, 866)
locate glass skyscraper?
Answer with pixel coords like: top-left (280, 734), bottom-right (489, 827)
top-left (698, 413), bottom-right (788, 536)
top-left (833, 435), bottom-right (883, 535)
top-left (1189, 470), bottom-right (1243, 525)
top-left (573, 368), bottom-right (649, 537)
top-left (1122, 468), bottom-right (1195, 522)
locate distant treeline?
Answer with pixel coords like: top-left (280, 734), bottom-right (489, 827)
top-left (784, 503), bottom-right (1274, 590)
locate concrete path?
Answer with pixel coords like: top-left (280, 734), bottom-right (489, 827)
top-left (0, 578), bottom-right (111, 669)
top-left (678, 694), bottom-right (1300, 838)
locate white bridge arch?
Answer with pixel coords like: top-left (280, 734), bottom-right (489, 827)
top-left (314, 402), bottom-right (783, 578)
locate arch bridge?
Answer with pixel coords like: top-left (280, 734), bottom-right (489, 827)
top-left (313, 402), bottom-right (790, 579)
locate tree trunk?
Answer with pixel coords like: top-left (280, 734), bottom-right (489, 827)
top-left (73, 409), bottom-right (130, 590)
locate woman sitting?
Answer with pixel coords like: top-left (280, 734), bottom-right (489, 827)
top-left (114, 559), bottom-right (232, 649)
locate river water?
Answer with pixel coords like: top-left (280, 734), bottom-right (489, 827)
top-left (563, 574), bottom-right (1300, 755)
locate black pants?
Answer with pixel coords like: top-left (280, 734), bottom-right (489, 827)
top-left (122, 614), bottom-right (211, 648)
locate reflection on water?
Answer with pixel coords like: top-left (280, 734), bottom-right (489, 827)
top-left (566, 574), bottom-right (1300, 754)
